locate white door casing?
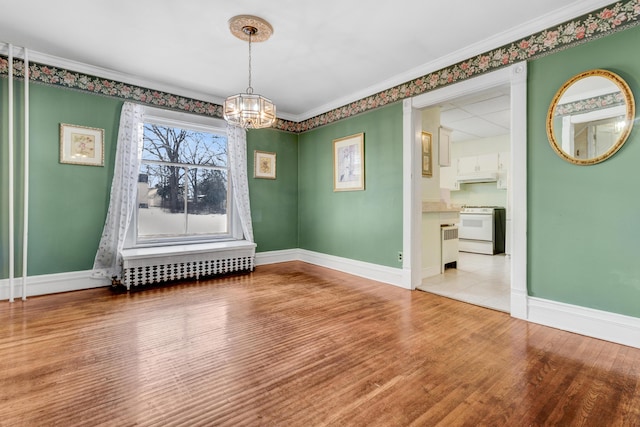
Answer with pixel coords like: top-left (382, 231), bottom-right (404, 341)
top-left (402, 62), bottom-right (527, 318)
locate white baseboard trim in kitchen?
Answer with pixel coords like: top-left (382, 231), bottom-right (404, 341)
top-left (0, 270), bottom-right (109, 301)
top-left (527, 296), bottom-right (640, 349)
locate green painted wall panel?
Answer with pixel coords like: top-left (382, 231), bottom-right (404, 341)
top-left (298, 103), bottom-right (403, 268)
top-left (247, 129), bottom-right (298, 252)
top-left (0, 78), bottom-right (13, 278)
top-left (27, 85), bottom-right (122, 275)
top-left (0, 80), bottom-right (120, 277)
top-left (528, 25), bottom-right (640, 317)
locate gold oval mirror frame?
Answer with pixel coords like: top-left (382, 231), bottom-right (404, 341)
top-left (546, 69), bottom-right (635, 165)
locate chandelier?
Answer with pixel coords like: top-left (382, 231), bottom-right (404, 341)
top-left (224, 15), bottom-right (276, 129)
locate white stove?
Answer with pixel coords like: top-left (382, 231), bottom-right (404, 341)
top-left (458, 206), bottom-right (506, 254)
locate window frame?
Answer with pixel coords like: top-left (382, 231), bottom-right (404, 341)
top-left (123, 106), bottom-right (242, 249)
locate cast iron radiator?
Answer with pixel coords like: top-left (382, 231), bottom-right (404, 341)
top-left (120, 241), bottom-right (256, 290)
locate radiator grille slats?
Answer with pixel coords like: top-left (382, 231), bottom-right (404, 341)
top-left (443, 227), bottom-right (458, 240)
top-left (121, 243), bottom-right (256, 289)
top-left (124, 256), bottom-right (254, 288)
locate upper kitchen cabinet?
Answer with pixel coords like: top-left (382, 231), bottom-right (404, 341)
top-left (458, 153), bottom-right (500, 176)
top-left (440, 164), bottom-right (459, 191)
top-left (441, 151), bottom-right (511, 190)
top-left (497, 151), bottom-right (510, 189)
top-left (439, 126), bottom-right (453, 167)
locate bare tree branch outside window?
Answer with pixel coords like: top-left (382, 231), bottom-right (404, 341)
top-left (138, 124), bottom-right (229, 239)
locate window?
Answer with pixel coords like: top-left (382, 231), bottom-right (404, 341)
top-left (133, 110), bottom-right (234, 245)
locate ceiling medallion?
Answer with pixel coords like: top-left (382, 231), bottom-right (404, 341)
top-left (223, 15), bottom-right (276, 129)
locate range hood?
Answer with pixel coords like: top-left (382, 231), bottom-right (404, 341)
top-left (457, 172), bottom-right (498, 183)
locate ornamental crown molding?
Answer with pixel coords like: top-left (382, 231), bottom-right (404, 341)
top-left (1, 0), bottom-right (638, 133)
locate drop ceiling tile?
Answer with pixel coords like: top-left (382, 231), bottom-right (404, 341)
top-left (463, 95), bottom-right (511, 115)
top-left (447, 117), bottom-right (508, 139)
top-left (440, 107), bottom-right (473, 123)
top-left (482, 110), bottom-right (511, 129)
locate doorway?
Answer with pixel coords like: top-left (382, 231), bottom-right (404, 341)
top-left (402, 62), bottom-right (528, 319)
top-left (419, 85), bottom-right (511, 312)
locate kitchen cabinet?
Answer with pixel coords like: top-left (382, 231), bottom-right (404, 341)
top-left (457, 153), bottom-right (499, 175)
top-left (440, 165), bottom-right (459, 190)
top-left (457, 156), bottom-right (477, 176)
top-left (476, 153), bottom-right (500, 172)
top-left (441, 151), bottom-right (510, 190)
top-left (439, 126), bottom-right (452, 167)
top-left (497, 151), bottom-right (510, 189)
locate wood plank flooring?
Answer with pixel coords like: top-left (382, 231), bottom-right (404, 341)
top-left (0, 261), bottom-right (638, 426)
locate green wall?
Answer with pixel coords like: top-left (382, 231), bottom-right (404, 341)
top-left (247, 128), bottom-right (298, 252)
top-left (0, 81), bottom-right (122, 277)
top-left (28, 85), bottom-right (123, 275)
top-left (297, 103), bottom-right (404, 268)
top-left (528, 25), bottom-right (640, 317)
top-left (0, 78), bottom-right (13, 278)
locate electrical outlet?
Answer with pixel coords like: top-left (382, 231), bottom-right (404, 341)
top-left (398, 251), bottom-right (403, 262)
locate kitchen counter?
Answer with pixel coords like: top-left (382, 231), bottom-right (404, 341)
top-left (422, 201), bottom-right (461, 213)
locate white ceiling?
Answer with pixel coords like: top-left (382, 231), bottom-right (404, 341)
top-left (440, 85), bottom-right (511, 142)
top-left (0, 0), bottom-right (614, 125)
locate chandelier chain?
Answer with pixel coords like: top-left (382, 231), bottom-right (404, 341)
top-left (247, 28), bottom-right (253, 94)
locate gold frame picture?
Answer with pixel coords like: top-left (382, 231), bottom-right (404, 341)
top-left (333, 132), bottom-right (365, 192)
top-left (421, 131), bottom-right (433, 177)
top-left (60, 123), bottom-right (104, 166)
top-left (254, 150), bottom-right (276, 179)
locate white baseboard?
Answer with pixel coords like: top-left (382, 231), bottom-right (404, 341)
top-left (527, 297), bottom-right (640, 349)
top-left (255, 249), bottom-right (301, 265)
top-left (256, 249), bottom-right (408, 289)
top-left (0, 270), bottom-right (110, 301)
top-left (298, 250), bottom-right (407, 288)
top-left (510, 288), bottom-right (528, 319)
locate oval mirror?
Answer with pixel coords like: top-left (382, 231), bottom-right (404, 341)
top-left (546, 69), bottom-right (635, 165)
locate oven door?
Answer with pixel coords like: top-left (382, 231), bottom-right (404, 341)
top-left (459, 213), bottom-right (493, 241)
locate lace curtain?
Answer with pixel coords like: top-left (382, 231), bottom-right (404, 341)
top-left (227, 124), bottom-right (254, 243)
top-left (93, 102), bottom-right (144, 278)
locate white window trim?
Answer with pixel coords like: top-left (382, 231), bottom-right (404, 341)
top-left (123, 106), bottom-right (242, 249)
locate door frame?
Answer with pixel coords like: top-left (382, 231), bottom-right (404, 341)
top-left (402, 62), bottom-right (528, 319)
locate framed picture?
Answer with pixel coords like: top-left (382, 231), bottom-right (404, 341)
top-left (421, 131), bottom-right (433, 177)
top-left (333, 132), bottom-right (364, 191)
top-left (254, 150), bottom-right (276, 179)
top-left (59, 123), bottom-right (104, 166)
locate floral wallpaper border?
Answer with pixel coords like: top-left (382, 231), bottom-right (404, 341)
top-left (555, 91), bottom-right (626, 116)
top-left (1, 0), bottom-right (639, 133)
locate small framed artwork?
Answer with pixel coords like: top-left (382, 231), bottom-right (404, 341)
top-left (254, 150), bottom-right (276, 179)
top-left (421, 131), bottom-right (433, 177)
top-left (333, 133), bottom-right (365, 191)
top-left (60, 123), bottom-right (104, 166)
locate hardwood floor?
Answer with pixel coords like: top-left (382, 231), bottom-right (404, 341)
top-left (1, 261), bottom-right (638, 426)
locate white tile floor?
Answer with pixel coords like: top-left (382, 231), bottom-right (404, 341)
top-left (417, 251), bottom-right (510, 313)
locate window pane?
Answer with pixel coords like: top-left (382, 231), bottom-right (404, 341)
top-left (142, 124), bottom-right (228, 167)
top-left (186, 169), bottom-right (228, 235)
top-left (138, 165), bottom-right (186, 238)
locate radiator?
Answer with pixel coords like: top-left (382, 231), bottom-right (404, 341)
top-left (120, 241), bottom-right (256, 290)
top-left (441, 225), bottom-right (459, 273)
